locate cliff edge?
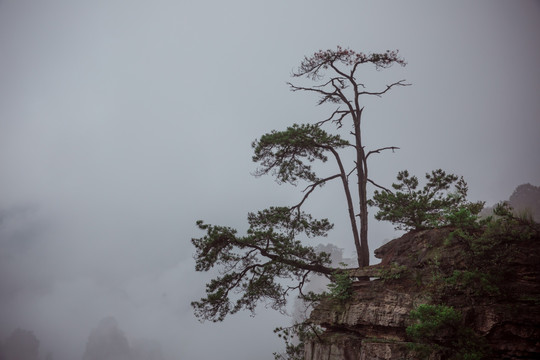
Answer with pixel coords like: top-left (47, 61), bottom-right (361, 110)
top-left (305, 222), bottom-right (540, 359)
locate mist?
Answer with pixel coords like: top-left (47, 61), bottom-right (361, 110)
top-left (1, 1), bottom-right (539, 359)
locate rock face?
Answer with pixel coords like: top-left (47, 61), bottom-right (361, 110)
top-left (305, 226), bottom-right (540, 360)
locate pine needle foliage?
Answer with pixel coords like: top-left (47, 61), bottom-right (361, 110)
top-left (369, 169), bottom-right (484, 231)
top-left (191, 207), bottom-right (335, 322)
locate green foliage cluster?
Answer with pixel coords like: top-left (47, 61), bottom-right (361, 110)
top-left (273, 322), bottom-right (322, 360)
top-left (407, 304), bottom-right (488, 360)
top-left (191, 207), bottom-right (335, 322)
top-left (439, 202), bottom-right (539, 300)
top-left (377, 263), bottom-right (408, 282)
top-left (483, 202), bottom-right (538, 241)
top-left (326, 271), bottom-right (353, 303)
top-left (406, 202), bottom-right (538, 359)
top-left (252, 123), bottom-right (349, 184)
top-left (369, 169), bottom-right (484, 231)
top-left (445, 269), bottom-right (500, 297)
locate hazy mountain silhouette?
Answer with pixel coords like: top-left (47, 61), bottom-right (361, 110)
top-left (82, 317), bottom-right (131, 360)
top-left (482, 183), bottom-right (540, 222)
top-left (508, 183), bottom-right (540, 221)
top-left (82, 317), bottom-right (167, 360)
top-left (1, 329), bottom-right (39, 360)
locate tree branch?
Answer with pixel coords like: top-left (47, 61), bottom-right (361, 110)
top-left (287, 82), bottom-right (335, 97)
top-left (313, 76), bottom-right (347, 89)
top-left (367, 178), bottom-right (394, 194)
top-left (366, 146), bottom-right (400, 159)
top-left (329, 61), bottom-right (353, 83)
top-left (358, 80), bottom-right (411, 97)
top-left (284, 270), bottom-right (312, 301)
top-left (347, 165), bottom-right (357, 180)
top-left (316, 108), bottom-right (351, 128)
top-left (290, 174), bottom-right (342, 213)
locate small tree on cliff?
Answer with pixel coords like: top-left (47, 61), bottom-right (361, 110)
top-left (192, 47), bottom-right (409, 322)
top-left (369, 169), bottom-right (484, 231)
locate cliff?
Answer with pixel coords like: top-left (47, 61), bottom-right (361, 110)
top-left (305, 222), bottom-right (540, 359)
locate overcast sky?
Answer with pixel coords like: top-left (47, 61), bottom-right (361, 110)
top-left (1, 1), bottom-right (539, 359)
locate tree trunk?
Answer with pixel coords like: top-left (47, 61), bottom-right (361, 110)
top-left (354, 108), bottom-right (370, 267)
top-left (328, 147), bottom-right (363, 268)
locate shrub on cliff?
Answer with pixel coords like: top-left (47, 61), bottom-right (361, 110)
top-left (369, 169), bottom-right (484, 231)
top-left (407, 304), bottom-right (488, 360)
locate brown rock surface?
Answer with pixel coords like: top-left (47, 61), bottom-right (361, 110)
top-left (305, 226), bottom-right (540, 360)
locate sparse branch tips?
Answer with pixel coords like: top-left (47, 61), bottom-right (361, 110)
top-left (292, 47), bottom-right (406, 80)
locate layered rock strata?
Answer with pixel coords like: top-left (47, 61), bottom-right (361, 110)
top-left (305, 227), bottom-right (540, 360)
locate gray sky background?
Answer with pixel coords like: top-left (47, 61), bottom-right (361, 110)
top-left (0, 1), bottom-right (539, 359)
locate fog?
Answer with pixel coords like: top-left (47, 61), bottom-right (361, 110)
top-left (0, 1), bottom-right (539, 359)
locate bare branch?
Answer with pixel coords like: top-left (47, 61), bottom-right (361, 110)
top-left (347, 165), bottom-right (357, 180)
top-left (367, 178), bottom-right (394, 193)
top-left (329, 62), bottom-right (353, 83)
top-left (358, 80), bottom-right (411, 97)
top-left (288, 82), bottom-right (342, 105)
top-left (316, 107), bottom-right (351, 128)
top-left (366, 146), bottom-right (400, 159)
top-left (316, 107), bottom-right (346, 126)
top-left (285, 269), bottom-right (312, 300)
top-left (287, 82), bottom-right (334, 97)
top-left (291, 174), bottom-right (341, 212)
top-left (313, 76), bottom-right (347, 89)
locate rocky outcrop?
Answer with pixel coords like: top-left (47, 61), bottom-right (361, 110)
top-left (305, 226), bottom-right (540, 360)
